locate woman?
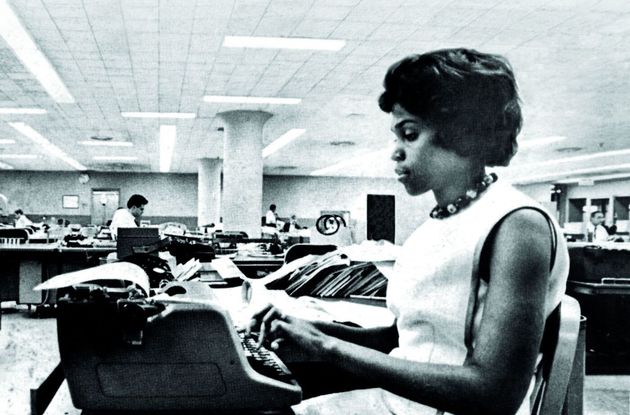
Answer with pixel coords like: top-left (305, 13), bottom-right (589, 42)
top-left (249, 48), bottom-right (569, 415)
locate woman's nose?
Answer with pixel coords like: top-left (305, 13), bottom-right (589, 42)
top-left (390, 143), bottom-right (404, 161)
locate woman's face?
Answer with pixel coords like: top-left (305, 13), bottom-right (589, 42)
top-left (389, 104), bottom-right (450, 196)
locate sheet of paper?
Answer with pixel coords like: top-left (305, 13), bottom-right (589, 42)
top-left (211, 256), bottom-right (246, 280)
top-left (248, 254), bottom-right (317, 285)
top-left (33, 262), bottom-right (150, 295)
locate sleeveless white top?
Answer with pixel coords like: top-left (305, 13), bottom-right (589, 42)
top-left (383, 181), bottom-right (569, 414)
top-left (292, 181), bottom-right (569, 415)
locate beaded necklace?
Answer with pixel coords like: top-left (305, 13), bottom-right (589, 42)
top-left (429, 173), bottom-right (498, 219)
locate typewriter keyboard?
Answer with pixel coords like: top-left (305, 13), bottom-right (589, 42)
top-left (238, 331), bottom-right (297, 385)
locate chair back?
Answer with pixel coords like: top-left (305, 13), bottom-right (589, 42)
top-left (531, 295), bottom-right (581, 415)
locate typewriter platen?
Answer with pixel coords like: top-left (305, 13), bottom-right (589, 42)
top-left (56, 281), bottom-right (302, 412)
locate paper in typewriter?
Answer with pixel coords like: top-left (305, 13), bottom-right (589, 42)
top-left (33, 262), bottom-right (151, 295)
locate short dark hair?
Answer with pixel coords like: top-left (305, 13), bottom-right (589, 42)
top-left (378, 48), bottom-right (522, 167)
top-left (270, 204), bottom-right (276, 211)
top-left (14, 209), bottom-right (23, 215)
top-left (591, 211), bottom-right (604, 219)
top-left (127, 194), bottom-right (148, 208)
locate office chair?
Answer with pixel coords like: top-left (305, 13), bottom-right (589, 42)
top-left (530, 295), bottom-right (582, 415)
top-left (284, 243), bottom-right (337, 264)
top-left (0, 227), bottom-right (30, 244)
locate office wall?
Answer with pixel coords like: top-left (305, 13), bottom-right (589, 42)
top-left (263, 175), bottom-right (433, 245)
top-left (0, 171), bottom-right (198, 226)
top-left (0, 170), bottom-right (433, 245)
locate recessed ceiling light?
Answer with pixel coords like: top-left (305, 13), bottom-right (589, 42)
top-left (329, 140), bottom-right (356, 147)
top-left (0, 139), bottom-right (16, 144)
top-left (555, 146), bottom-right (582, 154)
top-left (0, 154), bottom-right (38, 159)
top-left (520, 136), bottom-right (567, 149)
top-left (92, 156), bottom-right (139, 161)
top-left (263, 129), bottom-right (306, 158)
top-left (203, 95), bottom-right (301, 105)
top-left (121, 112), bottom-right (196, 119)
top-left (159, 125), bottom-right (176, 173)
top-left (223, 35), bottom-right (345, 51)
top-left (0, 1), bottom-right (74, 103)
top-left (9, 122), bottom-right (86, 170)
top-left (0, 108), bottom-right (47, 115)
top-left (79, 140), bottom-right (133, 147)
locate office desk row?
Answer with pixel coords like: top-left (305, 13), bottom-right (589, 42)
top-left (0, 243), bottom-right (116, 305)
top-left (0, 244), bottom-right (285, 305)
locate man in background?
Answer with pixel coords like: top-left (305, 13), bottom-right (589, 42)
top-left (109, 194), bottom-right (148, 240)
top-left (588, 211), bottom-right (611, 242)
top-left (265, 204), bottom-right (278, 227)
top-left (14, 209), bottom-right (33, 228)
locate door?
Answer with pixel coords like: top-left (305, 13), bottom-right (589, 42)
top-left (367, 194), bottom-right (395, 243)
top-left (91, 190), bottom-right (120, 226)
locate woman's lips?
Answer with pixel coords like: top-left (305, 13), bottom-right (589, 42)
top-left (395, 168), bottom-right (409, 181)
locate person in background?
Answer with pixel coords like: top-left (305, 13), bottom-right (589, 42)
top-left (248, 48), bottom-right (569, 415)
top-left (265, 204), bottom-right (278, 227)
top-left (587, 211), bottom-right (612, 242)
top-left (288, 214), bottom-right (302, 232)
top-left (14, 209), bottom-right (33, 228)
top-left (109, 194), bottom-right (148, 240)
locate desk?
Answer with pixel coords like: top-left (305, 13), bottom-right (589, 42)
top-left (0, 243), bottom-right (115, 304)
top-left (232, 253), bottom-right (284, 278)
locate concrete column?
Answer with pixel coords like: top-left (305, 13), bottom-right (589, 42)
top-left (197, 158), bottom-right (222, 228)
top-left (217, 110), bottom-right (271, 238)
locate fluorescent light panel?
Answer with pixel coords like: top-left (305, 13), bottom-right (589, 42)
top-left (556, 172), bottom-right (630, 184)
top-left (0, 161), bottom-right (14, 169)
top-left (530, 148), bottom-right (630, 168)
top-left (263, 129), bottom-right (305, 158)
top-left (0, 139), bottom-right (16, 144)
top-left (0, 107), bottom-right (47, 115)
top-left (223, 35), bottom-right (345, 51)
top-left (78, 140), bottom-right (133, 147)
top-left (0, 1), bottom-right (74, 103)
top-left (311, 149), bottom-right (389, 176)
top-left (159, 125), bottom-right (176, 173)
top-left (121, 112), bottom-right (196, 119)
top-left (520, 135), bottom-right (567, 149)
top-left (203, 95), bottom-right (301, 105)
top-left (0, 153), bottom-right (38, 159)
top-left (92, 156), bottom-right (138, 161)
top-left (514, 163), bottom-right (630, 184)
top-left (8, 122), bottom-right (86, 170)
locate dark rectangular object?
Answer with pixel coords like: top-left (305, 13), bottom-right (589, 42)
top-left (568, 244), bottom-right (630, 283)
top-left (367, 194), bottom-right (395, 243)
top-left (116, 227), bottom-right (160, 260)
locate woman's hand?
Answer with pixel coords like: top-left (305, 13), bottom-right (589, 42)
top-left (247, 304), bottom-right (336, 360)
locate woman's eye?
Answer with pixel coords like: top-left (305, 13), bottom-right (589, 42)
top-left (401, 130), bottom-right (418, 141)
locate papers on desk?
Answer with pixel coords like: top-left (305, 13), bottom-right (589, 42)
top-left (33, 262), bottom-right (151, 295)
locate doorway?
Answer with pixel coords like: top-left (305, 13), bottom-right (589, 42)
top-left (91, 190), bottom-right (120, 226)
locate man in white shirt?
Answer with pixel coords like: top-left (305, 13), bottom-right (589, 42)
top-left (588, 211), bottom-right (611, 242)
top-left (14, 209), bottom-right (33, 228)
top-left (265, 204), bottom-right (278, 227)
top-left (109, 194), bottom-right (148, 239)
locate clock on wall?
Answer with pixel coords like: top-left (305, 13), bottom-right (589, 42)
top-left (78, 173), bottom-right (90, 184)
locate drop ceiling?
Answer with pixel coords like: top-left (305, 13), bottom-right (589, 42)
top-left (0, 0), bottom-right (629, 185)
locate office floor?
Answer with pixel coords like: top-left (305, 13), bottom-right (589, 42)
top-left (1, 304), bottom-right (629, 415)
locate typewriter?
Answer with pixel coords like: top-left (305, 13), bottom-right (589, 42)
top-left (56, 281), bottom-right (302, 412)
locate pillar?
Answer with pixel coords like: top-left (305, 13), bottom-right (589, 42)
top-left (217, 110), bottom-right (271, 238)
top-left (197, 158), bottom-right (222, 228)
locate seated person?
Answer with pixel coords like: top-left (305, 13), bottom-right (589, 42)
top-left (14, 209), bottom-right (33, 228)
top-left (248, 48), bottom-right (569, 415)
top-left (109, 194), bottom-right (148, 240)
